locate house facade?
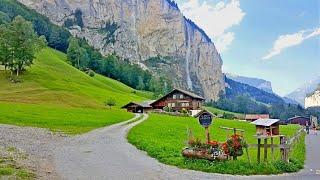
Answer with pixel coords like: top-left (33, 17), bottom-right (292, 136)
top-left (150, 88), bottom-right (205, 111)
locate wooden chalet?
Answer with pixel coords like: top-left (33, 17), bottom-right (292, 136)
top-left (245, 114), bottom-right (270, 122)
top-left (286, 116), bottom-right (310, 126)
top-left (121, 100), bottom-right (155, 113)
top-left (150, 88), bottom-right (205, 111)
top-left (251, 119), bottom-right (280, 136)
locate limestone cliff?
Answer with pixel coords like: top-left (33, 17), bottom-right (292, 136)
top-left (18, 0), bottom-right (225, 100)
top-left (305, 89), bottom-right (320, 108)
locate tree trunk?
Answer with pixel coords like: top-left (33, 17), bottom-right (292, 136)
top-left (16, 68), bottom-right (19, 77)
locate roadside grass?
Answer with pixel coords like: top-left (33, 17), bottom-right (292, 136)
top-left (0, 151), bottom-right (35, 180)
top-left (128, 113), bottom-right (304, 175)
top-left (0, 102), bottom-right (133, 134)
top-left (0, 48), bottom-right (150, 134)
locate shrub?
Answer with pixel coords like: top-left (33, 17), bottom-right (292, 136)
top-left (86, 69), bottom-right (95, 77)
top-left (223, 112), bottom-right (235, 119)
top-left (163, 106), bottom-right (172, 112)
top-left (105, 98), bottom-right (116, 109)
top-left (181, 108), bottom-right (188, 114)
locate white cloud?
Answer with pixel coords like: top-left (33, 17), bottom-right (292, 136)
top-left (263, 28), bottom-right (320, 60)
top-left (179, 0), bottom-right (245, 53)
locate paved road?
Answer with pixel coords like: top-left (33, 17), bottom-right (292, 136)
top-left (53, 115), bottom-right (320, 180)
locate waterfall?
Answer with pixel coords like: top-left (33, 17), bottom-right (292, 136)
top-left (185, 23), bottom-right (193, 90)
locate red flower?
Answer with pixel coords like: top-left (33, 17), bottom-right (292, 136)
top-left (207, 140), bottom-right (219, 146)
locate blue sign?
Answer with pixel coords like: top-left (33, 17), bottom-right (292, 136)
top-left (199, 112), bottom-right (213, 127)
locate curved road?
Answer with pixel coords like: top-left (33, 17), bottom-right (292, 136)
top-left (54, 114), bottom-right (320, 180)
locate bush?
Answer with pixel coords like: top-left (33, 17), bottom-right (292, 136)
top-left (163, 106), bottom-right (172, 112)
top-left (273, 160), bottom-right (300, 172)
top-left (86, 69), bottom-right (95, 77)
top-left (223, 112), bottom-right (235, 119)
top-left (105, 98), bottom-right (116, 109)
top-left (180, 108), bottom-right (188, 114)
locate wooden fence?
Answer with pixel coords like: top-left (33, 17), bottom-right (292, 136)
top-left (249, 127), bottom-right (305, 163)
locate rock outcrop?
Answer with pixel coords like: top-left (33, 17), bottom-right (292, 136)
top-left (18, 0), bottom-right (225, 100)
top-left (305, 89), bottom-right (320, 108)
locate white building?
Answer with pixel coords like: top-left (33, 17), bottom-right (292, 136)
top-left (305, 90), bottom-right (320, 108)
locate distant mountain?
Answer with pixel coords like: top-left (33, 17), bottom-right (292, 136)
top-left (225, 73), bottom-right (273, 94)
top-left (282, 97), bottom-right (300, 105)
top-left (286, 77), bottom-right (320, 106)
top-left (225, 77), bottom-right (284, 105)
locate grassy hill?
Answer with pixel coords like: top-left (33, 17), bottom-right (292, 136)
top-left (206, 107), bottom-right (244, 118)
top-left (128, 113), bottom-right (304, 175)
top-left (0, 48), bottom-right (152, 134)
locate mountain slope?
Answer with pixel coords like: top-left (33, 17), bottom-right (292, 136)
top-left (17, 0), bottom-right (225, 100)
top-left (225, 77), bottom-right (284, 105)
top-left (0, 48), bottom-right (151, 134)
top-left (225, 73), bottom-right (273, 93)
top-left (286, 76), bottom-right (320, 105)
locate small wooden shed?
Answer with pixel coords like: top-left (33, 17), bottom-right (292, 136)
top-left (251, 119), bottom-right (280, 136)
top-left (121, 100), bottom-right (154, 113)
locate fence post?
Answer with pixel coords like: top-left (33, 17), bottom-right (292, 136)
top-left (257, 138), bottom-right (261, 163)
top-left (271, 137), bottom-right (274, 160)
top-left (280, 136), bottom-right (289, 163)
top-left (264, 138), bottom-right (268, 162)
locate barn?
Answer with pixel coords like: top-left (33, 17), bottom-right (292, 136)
top-left (121, 100), bottom-right (155, 113)
top-left (286, 116), bottom-right (310, 126)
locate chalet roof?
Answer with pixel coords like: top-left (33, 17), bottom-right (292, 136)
top-left (245, 114), bottom-right (270, 120)
top-left (174, 88), bottom-right (205, 100)
top-left (193, 109), bottom-right (215, 118)
top-left (251, 119), bottom-right (280, 127)
top-left (287, 116), bottom-right (309, 121)
top-left (150, 88), bottom-right (205, 106)
top-left (121, 100), bottom-right (155, 108)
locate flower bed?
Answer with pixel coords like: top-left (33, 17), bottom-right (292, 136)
top-left (182, 129), bottom-right (248, 161)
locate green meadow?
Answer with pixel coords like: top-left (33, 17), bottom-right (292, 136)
top-left (0, 48), bottom-right (150, 134)
top-left (128, 113), bottom-right (305, 175)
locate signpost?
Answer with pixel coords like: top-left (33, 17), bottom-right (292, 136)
top-left (197, 111), bottom-right (213, 143)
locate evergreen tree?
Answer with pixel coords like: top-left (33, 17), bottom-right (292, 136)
top-left (137, 76), bottom-right (145, 90)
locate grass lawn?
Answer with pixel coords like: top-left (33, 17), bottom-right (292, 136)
top-left (0, 48), bottom-right (150, 134)
top-left (0, 102), bottom-right (133, 134)
top-left (206, 106), bottom-right (244, 118)
top-left (128, 113), bottom-right (305, 175)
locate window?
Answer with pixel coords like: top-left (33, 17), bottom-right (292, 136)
top-left (185, 103), bottom-right (189, 107)
top-left (171, 103), bottom-right (176, 107)
top-left (173, 95), bottom-right (177, 99)
top-left (180, 94), bottom-right (184, 99)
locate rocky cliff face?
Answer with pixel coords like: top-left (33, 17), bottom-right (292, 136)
top-left (18, 0), bottom-right (224, 100)
top-left (305, 89), bottom-right (320, 108)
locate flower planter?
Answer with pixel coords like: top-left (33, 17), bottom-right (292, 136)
top-left (182, 148), bottom-right (228, 161)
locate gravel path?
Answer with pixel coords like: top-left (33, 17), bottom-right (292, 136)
top-left (1, 115), bottom-right (319, 180)
top-left (0, 124), bottom-right (68, 179)
top-left (53, 114), bottom-right (239, 180)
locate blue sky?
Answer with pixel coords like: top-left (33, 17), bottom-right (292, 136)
top-left (175, 0), bottom-right (320, 96)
